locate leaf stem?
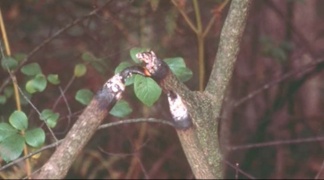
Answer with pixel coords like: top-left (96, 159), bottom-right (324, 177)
top-left (193, 0), bottom-right (205, 90)
top-left (0, 8), bottom-right (31, 178)
top-left (171, 0), bottom-right (198, 33)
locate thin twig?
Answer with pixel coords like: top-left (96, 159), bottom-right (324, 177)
top-left (0, 9), bottom-right (31, 177)
top-left (0, 118), bottom-right (172, 173)
top-left (171, 0), bottom-right (198, 33)
top-left (223, 159), bottom-right (256, 179)
top-left (228, 135), bottom-right (324, 151)
top-left (234, 58), bottom-right (324, 107)
top-left (203, 0), bottom-right (230, 37)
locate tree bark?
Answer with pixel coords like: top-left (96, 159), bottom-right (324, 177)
top-left (34, 0), bottom-right (251, 179)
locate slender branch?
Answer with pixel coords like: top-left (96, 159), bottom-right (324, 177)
top-left (0, 8), bottom-right (31, 177)
top-left (203, 0), bottom-right (230, 38)
top-left (202, 0), bottom-right (251, 177)
top-left (228, 135), bottom-right (324, 151)
top-left (33, 67), bottom-right (139, 179)
top-left (205, 0), bottom-right (251, 96)
top-left (192, 0), bottom-right (206, 91)
top-left (234, 58), bottom-right (324, 107)
top-left (171, 0), bottom-right (198, 33)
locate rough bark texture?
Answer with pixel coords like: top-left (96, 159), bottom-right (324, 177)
top-left (138, 0), bottom-right (252, 178)
top-left (34, 85), bottom-right (118, 179)
top-left (33, 1), bottom-right (251, 178)
top-left (34, 99), bottom-right (109, 179)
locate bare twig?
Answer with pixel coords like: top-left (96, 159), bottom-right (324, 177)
top-left (228, 135), bottom-right (324, 151)
top-left (233, 58), bottom-right (324, 107)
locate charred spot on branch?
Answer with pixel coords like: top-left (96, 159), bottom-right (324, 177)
top-left (119, 66), bottom-right (148, 82)
top-left (95, 66), bottom-right (147, 110)
top-left (136, 50), bottom-right (169, 82)
top-left (167, 91), bottom-right (192, 130)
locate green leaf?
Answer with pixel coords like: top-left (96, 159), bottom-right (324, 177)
top-left (4, 86), bottom-right (13, 98)
top-left (130, 47), bottom-right (150, 63)
top-left (25, 74), bottom-right (47, 94)
top-left (75, 89), bottom-right (93, 105)
top-left (165, 9), bottom-right (178, 35)
top-left (74, 63), bottom-right (87, 77)
top-left (0, 134), bottom-right (25, 162)
top-left (25, 128), bottom-right (45, 147)
top-left (109, 100), bottom-right (133, 118)
top-left (164, 57), bottom-right (186, 68)
top-left (115, 62), bottom-right (134, 86)
top-left (81, 52), bottom-right (108, 74)
top-left (13, 53), bottom-right (27, 62)
top-left (20, 63), bottom-right (42, 76)
top-left (40, 109), bottom-right (59, 128)
top-left (0, 123), bottom-right (17, 142)
top-left (91, 62), bottom-right (106, 74)
top-left (0, 95), bottom-right (6, 104)
top-left (134, 75), bottom-right (161, 106)
top-left (81, 52), bottom-right (96, 62)
top-left (164, 57), bottom-right (193, 82)
top-left (115, 62), bottom-right (133, 74)
top-left (47, 74), bottom-right (60, 85)
top-left (1, 56), bottom-right (18, 70)
top-left (9, 111), bottom-right (28, 130)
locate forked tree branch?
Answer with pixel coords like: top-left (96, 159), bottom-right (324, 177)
top-left (33, 0), bottom-right (251, 179)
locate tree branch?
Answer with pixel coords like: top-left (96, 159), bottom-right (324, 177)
top-left (205, 0), bottom-right (251, 96)
top-left (33, 67), bottom-right (145, 179)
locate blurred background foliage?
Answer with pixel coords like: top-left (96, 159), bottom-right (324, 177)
top-left (0, 0), bottom-right (324, 179)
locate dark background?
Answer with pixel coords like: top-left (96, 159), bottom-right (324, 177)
top-left (0, 0), bottom-right (324, 179)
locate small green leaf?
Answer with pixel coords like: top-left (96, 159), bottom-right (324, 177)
top-left (47, 74), bottom-right (60, 85)
top-left (0, 123), bottom-right (17, 142)
top-left (164, 57), bottom-right (186, 68)
top-left (13, 53), bottom-right (27, 62)
top-left (109, 100), bottom-right (133, 118)
top-left (75, 89), bottom-right (93, 105)
top-left (115, 62), bottom-right (133, 74)
top-left (165, 9), bottom-right (178, 35)
top-left (164, 57), bottom-right (193, 82)
top-left (134, 75), bottom-right (161, 106)
top-left (4, 86), bottom-right (13, 98)
top-left (172, 67), bottom-right (193, 82)
top-left (40, 109), bottom-right (59, 128)
top-left (20, 63), bottom-right (42, 76)
top-left (0, 134), bottom-right (25, 162)
top-left (91, 62), bottom-right (106, 74)
top-left (9, 111), bottom-right (28, 131)
top-left (74, 63), bottom-right (87, 77)
top-left (130, 47), bottom-right (150, 63)
top-left (115, 61), bottom-right (134, 86)
top-left (25, 128), bottom-right (45, 147)
top-left (1, 57), bottom-right (18, 70)
top-left (25, 74), bottom-right (47, 94)
top-left (81, 52), bottom-right (96, 62)
top-left (0, 95), bottom-right (6, 104)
